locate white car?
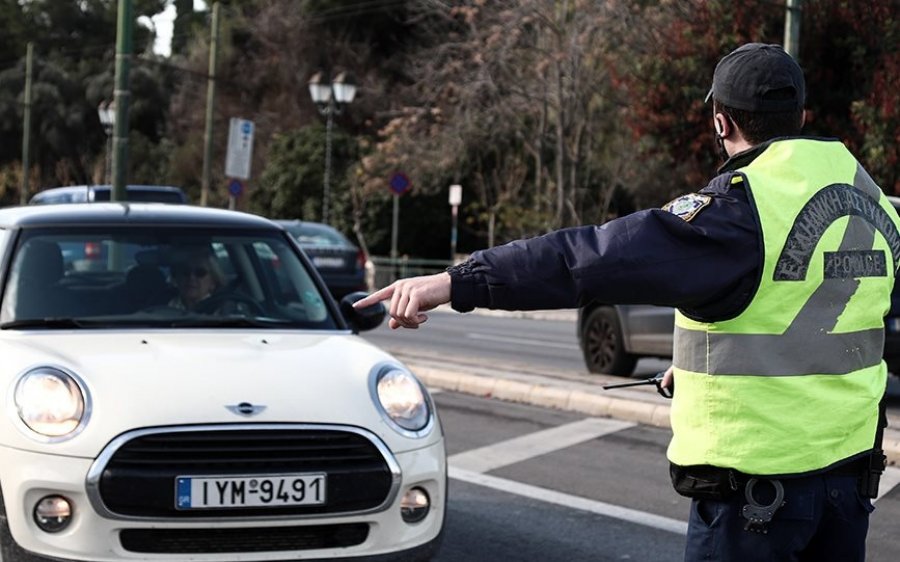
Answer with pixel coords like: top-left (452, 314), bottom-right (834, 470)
top-left (0, 204), bottom-right (445, 561)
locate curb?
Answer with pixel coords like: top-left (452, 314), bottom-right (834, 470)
top-left (409, 362), bottom-right (900, 468)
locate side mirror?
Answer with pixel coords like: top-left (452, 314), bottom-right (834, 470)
top-left (340, 291), bottom-right (385, 333)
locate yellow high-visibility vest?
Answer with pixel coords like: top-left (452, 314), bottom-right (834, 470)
top-left (668, 138), bottom-right (900, 476)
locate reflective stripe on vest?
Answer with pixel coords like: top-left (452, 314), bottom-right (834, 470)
top-left (667, 139), bottom-right (900, 475)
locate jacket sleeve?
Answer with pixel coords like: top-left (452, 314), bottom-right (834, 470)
top-left (448, 174), bottom-right (761, 321)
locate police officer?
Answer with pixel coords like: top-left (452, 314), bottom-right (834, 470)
top-left (355, 43), bottom-right (899, 561)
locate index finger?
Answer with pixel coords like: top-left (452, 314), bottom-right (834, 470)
top-left (353, 285), bottom-right (395, 308)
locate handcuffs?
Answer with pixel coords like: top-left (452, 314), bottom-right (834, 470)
top-left (741, 478), bottom-right (786, 534)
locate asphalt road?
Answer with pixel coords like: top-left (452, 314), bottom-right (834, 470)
top-left (433, 390), bottom-right (687, 561)
top-left (364, 309), bottom-right (591, 375)
top-left (432, 390), bottom-right (900, 562)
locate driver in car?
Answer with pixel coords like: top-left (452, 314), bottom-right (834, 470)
top-left (168, 247), bottom-right (226, 311)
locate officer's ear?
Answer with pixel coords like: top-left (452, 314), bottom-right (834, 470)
top-left (714, 113), bottom-right (730, 138)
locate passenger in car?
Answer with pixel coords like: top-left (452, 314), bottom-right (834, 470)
top-left (168, 247), bottom-right (225, 311)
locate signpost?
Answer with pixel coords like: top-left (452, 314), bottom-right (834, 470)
top-left (225, 118), bottom-right (254, 209)
top-left (449, 184), bottom-right (462, 260)
top-left (389, 172), bottom-right (411, 260)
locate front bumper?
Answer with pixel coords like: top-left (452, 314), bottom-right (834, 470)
top-left (0, 438), bottom-right (446, 561)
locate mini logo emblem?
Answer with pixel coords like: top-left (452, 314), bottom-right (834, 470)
top-left (226, 402), bottom-right (267, 417)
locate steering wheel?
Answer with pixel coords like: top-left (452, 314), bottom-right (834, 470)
top-left (194, 292), bottom-right (265, 316)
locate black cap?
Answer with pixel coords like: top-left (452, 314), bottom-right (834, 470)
top-left (705, 43), bottom-right (805, 112)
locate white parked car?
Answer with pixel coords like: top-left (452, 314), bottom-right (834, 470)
top-left (0, 204), bottom-right (445, 561)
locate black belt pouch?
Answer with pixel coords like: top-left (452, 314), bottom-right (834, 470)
top-left (670, 464), bottom-right (740, 501)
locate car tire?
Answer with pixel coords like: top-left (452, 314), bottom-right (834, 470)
top-left (581, 306), bottom-right (638, 376)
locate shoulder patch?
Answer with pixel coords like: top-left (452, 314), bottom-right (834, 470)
top-left (662, 193), bottom-right (712, 222)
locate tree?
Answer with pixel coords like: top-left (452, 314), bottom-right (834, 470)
top-left (359, 1), bottom-right (639, 249)
top-left (0, 0), bottom-right (172, 193)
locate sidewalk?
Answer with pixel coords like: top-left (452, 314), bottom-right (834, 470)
top-left (401, 350), bottom-right (900, 467)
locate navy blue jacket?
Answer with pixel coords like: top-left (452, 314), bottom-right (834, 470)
top-left (448, 147), bottom-right (769, 322)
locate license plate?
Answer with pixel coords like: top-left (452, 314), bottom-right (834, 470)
top-left (312, 256), bottom-right (345, 268)
top-left (175, 473), bottom-right (326, 509)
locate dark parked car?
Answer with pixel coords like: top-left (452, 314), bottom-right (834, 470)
top-left (277, 220), bottom-right (367, 299)
top-left (579, 196), bottom-right (900, 377)
top-left (29, 185), bottom-right (188, 205)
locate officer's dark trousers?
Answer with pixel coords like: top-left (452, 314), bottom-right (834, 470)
top-left (683, 474), bottom-right (873, 561)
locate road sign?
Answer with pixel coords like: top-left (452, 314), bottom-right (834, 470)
top-left (449, 184), bottom-right (462, 206)
top-left (389, 172), bottom-right (412, 195)
top-left (449, 184), bottom-right (462, 260)
top-left (228, 178), bottom-right (243, 197)
top-left (225, 118), bottom-right (254, 180)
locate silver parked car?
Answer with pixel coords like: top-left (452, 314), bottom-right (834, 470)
top-left (578, 304), bottom-right (674, 376)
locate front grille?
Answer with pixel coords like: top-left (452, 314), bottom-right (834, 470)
top-left (97, 427), bottom-right (394, 518)
top-left (120, 523), bottom-right (369, 553)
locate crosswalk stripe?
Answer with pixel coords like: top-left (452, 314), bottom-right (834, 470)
top-left (448, 417), bottom-right (635, 474)
top-left (450, 466), bottom-right (688, 535)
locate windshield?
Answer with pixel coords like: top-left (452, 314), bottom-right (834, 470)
top-left (0, 227), bottom-right (337, 330)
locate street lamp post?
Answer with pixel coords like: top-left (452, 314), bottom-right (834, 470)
top-left (308, 71), bottom-right (356, 225)
top-left (97, 99), bottom-right (116, 184)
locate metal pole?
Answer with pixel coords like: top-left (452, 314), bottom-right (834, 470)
top-left (20, 42), bottom-right (33, 206)
top-left (391, 193), bottom-right (399, 260)
top-left (111, 0), bottom-right (133, 202)
top-left (201, 2), bottom-right (220, 207)
top-left (451, 204), bottom-right (458, 261)
top-left (322, 102), bottom-right (334, 224)
top-left (105, 133), bottom-right (113, 184)
top-left (784, 0), bottom-right (801, 60)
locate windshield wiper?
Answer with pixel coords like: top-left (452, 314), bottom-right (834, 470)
top-left (0, 318), bottom-right (91, 330)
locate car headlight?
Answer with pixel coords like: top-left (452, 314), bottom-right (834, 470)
top-left (371, 366), bottom-right (432, 436)
top-left (14, 367), bottom-right (88, 440)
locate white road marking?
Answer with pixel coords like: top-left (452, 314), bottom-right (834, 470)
top-left (450, 466), bottom-right (688, 535)
top-left (875, 466), bottom-right (900, 503)
top-left (428, 388), bottom-right (442, 395)
top-left (465, 332), bottom-right (580, 350)
top-left (449, 418), bottom-right (635, 474)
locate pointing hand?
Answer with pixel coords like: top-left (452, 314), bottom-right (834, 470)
top-left (353, 272), bottom-right (452, 329)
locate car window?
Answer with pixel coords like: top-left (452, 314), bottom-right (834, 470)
top-left (0, 227), bottom-right (336, 329)
top-left (91, 189), bottom-right (186, 204)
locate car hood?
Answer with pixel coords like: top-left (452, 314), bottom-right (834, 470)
top-left (0, 331), bottom-right (438, 457)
